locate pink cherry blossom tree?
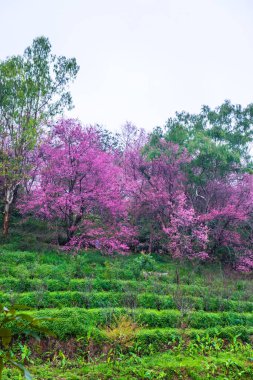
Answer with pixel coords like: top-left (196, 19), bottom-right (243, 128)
top-left (17, 118), bottom-right (253, 271)
top-left (198, 174), bottom-right (253, 271)
top-left (122, 134), bottom-right (209, 259)
top-left (19, 119), bottom-right (136, 253)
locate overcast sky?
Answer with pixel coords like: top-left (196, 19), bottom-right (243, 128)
top-left (1, 0), bottom-right (253, 131)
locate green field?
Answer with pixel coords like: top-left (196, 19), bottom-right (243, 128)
top-left (1, 246), bottom-right (253, 379)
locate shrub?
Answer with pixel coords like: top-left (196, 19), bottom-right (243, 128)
top-left (104, 316), bottom-right (139, 356)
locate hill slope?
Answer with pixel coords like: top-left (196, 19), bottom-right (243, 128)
top-left (0, 247), bottom-right (253, 379)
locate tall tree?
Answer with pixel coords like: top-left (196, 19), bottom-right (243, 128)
top-left (0, 36), bottom-right (79, 235)
top-left (123, 133), bottom-right (208, 257)
top-left (19, 119), bottom-right (135, 253)
top-left (148, 102), bottom-right (253, 268)
top-left (163, 101), bottom-right (253, 185)
top-left (150, 101), bottom-right (253, 213)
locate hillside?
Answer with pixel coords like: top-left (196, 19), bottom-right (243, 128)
top-left (0, 246), bottom-right (252, 379)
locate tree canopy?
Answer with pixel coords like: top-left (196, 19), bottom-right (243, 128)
top-left (0, 36), bottom-right (79, 235)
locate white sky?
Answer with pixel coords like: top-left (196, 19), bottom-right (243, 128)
top-left (1, 0), bottom-right (253, 131)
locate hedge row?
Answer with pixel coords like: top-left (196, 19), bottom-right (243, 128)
top-left (0, 277), bottom-right (250, 303)
top-left (136, 325), bottom-right (253, 350)
top-left (1, 290), bottom-right (253, 312)
top-left (12, 308), bottom-right (253, 343)
top-left (14, 307), bottom-right (253, 338)
top-left (0, 277), bottom-right (218, 294)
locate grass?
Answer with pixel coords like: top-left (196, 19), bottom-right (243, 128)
top-left (0, 244), bottom-right (253, 379)
top-left (2, 351), bottom-right (253, 379)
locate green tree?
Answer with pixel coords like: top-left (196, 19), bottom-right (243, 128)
top-left (162, 101), bottom-right (253, 186)
top-left (0, 36), bottom-right (79, 235)
top-left (145, 101), bottom-right (253, 192)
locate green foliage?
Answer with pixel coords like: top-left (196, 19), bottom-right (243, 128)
top-left (162, 101), bottom-right (253, 184)
top-left (0, 304), bottom-right (52, 379)
top-left (1, 350), bottom-right (253, 379)
top-left (132, 253), bottom-right (156, 278)
top-left (1, 289), bottom-right (252, 313)
top-left (144, 101), bottom-right (253, 220)
top-left (0, 248), bottom-right (252, 378)
top-left (0, 36), bottom-right (79, 235)
top-left (0, 36), bottom-right (79, 137)
top-left (104, 316), bottom-right (139, 357)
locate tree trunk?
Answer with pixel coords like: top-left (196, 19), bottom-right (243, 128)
top-left (148, 225), bottom-right (153, 254)
top-left (175, 268), bottom-right (180, 285)
top-left (3, 202), bottom-right (10, 236)
top-left (3, 186), bottom-right (15, 237)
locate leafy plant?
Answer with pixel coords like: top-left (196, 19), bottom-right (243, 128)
top-left (104, 316), bottom-right (139, 358)
top-left (132, 253), bottom-right (156, 278)
top-left (0, 304), bottom-right (52, 379)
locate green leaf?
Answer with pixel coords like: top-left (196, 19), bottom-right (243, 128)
top-left (0, 328), bottom-right (11, 338)
top-left (0, 328), bottom-right (12, 348)
top-left (16, 314), bottom-right (34, 322)
top-left (8, 360), bottom-right (32, 380)
top-left (13, 304), bottom-right (32, 311)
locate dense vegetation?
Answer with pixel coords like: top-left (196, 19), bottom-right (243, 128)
top-left (13, 111), bottom-right (253, 272)
top-left (1, 37), bottom-right (253, 379)
top-left (1, 37), bottom-right (253, 271)
top-left (0, 244), bottom-right (252, 379)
